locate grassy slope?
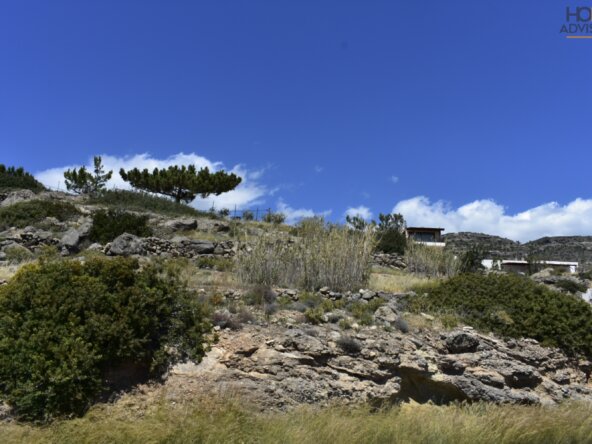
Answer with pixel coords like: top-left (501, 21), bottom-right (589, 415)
top-left (1, 398), bottom-right (591, 444)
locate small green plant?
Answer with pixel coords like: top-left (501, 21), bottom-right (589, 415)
top-left (88, 209), bottom-right (152, 244)
top-left (338, 318), bottom-right (353, 330)
top-left (336, 335), bottom-right (362, 354)
top-left (304, 306), bottom-right (325, 324)
top-left (0, 199), bottom-right (80, 230)
top-left (0, 164), bottom-right (46, 192)
top-left (242, 210), bottom-right (254, 221)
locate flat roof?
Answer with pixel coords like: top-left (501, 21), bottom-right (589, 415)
top-left (407, 227), bottom-right (445, 231)
top-left (500, 260), bottom-right (578, 266)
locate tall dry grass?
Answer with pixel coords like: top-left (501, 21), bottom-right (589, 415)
top-left (1, 398), bottom-right (591, 444)
top-left (405, 241), bottom-right (459, 278)
top-left (236, 218), bottom-right (375, 291)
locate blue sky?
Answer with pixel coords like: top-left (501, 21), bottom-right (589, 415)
top-left (1, 1), bottom-right (591, 241)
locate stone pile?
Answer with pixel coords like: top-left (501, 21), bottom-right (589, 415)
top-left (105, 233), bottom-right (235, 258)
top-left (372, 253), bottom-right (407, 269)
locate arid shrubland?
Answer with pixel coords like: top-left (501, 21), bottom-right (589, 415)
top-left (236, 218), bottom-right (375, 291)
top-left (405, 241), bottom-right (459, 277)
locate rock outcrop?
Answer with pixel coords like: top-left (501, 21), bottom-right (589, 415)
top-left (165, 323), bottom-right (592, 410)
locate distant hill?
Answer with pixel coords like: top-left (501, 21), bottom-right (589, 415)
top-left (443, 232), bottom-right (592, 264)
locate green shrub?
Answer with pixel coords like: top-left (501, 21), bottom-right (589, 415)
top-left (0, 200), bottom-right (80, 230)
top-left (304, 306), bottom-right (324, 324)
top-left (375, 213), bottom-right (407, 254)
top-left (0, 257), bottom-right (211, 421)
top-left (554, 279), bottom-right (588, 294)
top-left (87, 189), bottom-right (210, 218)
top-left (411, 273), bottom-right (592, 358)
top-left (88, 209), bottom-right (152, 244)
top-left (0, 164), bottom-right (46, 193)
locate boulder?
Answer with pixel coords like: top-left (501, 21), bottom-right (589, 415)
top-left (446, 332), bottom-right (480, 354)
top-left (373, 306), bottom-right (398, 325)
top-left (163, 218), bottom-right (198, 231)
top-left (0, 189), bottom-right (35, 207)
top-left (60, 228), bottom-right (81, 250)
top-left (108, 233), bottom-right (145, 256)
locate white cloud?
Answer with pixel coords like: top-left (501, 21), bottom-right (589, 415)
top-left (277, 199), bottom-right (332, 224)
top-left (393, 196), bottom-right (592, 242)
top-left (344, 205), bottom-right (373, 221)
top-left (314, 165), bottom-right (324, 173)
top-left (35, 152), bottom-right (268, 210)
top-left (390, 175), bottom-right (399, 184)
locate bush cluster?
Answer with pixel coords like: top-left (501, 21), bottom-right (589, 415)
top-left (0, 164), bottom-right (46, 193)
top-left (0, 257), bottom-right (211, 421)
top-left (236, 218), bottom-right (375, 291)
top-left (411, 273), bottom-right (592, 358)
top-left (0, 199), bottom-right (80, 230)
top-left (88, 209), bottom-right (152, 243)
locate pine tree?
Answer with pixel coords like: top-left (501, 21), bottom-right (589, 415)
top-left (119, 165), bottom-right (242, 204)
top-left (63, 156), bottom-right (113, 196)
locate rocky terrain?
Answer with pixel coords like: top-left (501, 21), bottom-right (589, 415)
top-left (444, 232), bottom-right (592, 264)
top-left (162, 319), bottom-right (592, 409)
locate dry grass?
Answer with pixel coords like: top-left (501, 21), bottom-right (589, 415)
top-left (0, 263), bottom-right (29, 282)
top-left (369, 267), bottom-right (434, 293)
top-left (0, 397), bottom-right (591, 444)
top-left (165, 257), bottom-right (238, 291)
top-left (236, 218), bottom-right (375, 291)
top-left (405, 241), bottom-right (459, 277)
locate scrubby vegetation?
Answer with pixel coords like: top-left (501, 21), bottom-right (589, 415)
top-left (0, 199), bottom-right (80, 230)
top-left (0, 257), bottom-right (211, 421)
top-left (411, 273), bottom-right (592, 358)
top-left (87, 189), bottom-right (210, 217)
top-left (88, 209), bottom-right (152, 243)
top-left (262, 211), bottom-right (286, 224)
top-left (375, 213), bottom-right (407, 254)
top-left (405, 241), bottom-right (459, 277)
top-left (1, 398), bottom-right (591, 444)
top-left (554, 278), bottom-right (588, 294)
top-left (0, 164), bottom-right (46, 193)
top-left (236, 217), bottom-right (375, 291)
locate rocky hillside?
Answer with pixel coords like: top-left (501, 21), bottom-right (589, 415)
top-left (444, 232), bottom-right (592, 264)
top-left (1, 188), bottom-right (591, 417)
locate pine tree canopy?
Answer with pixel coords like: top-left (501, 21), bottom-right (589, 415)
top-left (119, 165), bottom-right (242, 204)
top-left (63, 156), bottom-right (113, 196)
